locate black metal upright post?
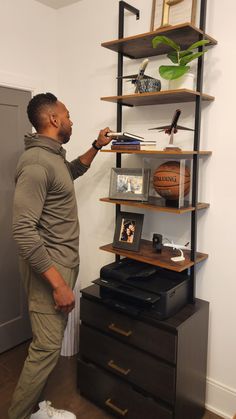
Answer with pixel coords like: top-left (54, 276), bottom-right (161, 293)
top-left (117, 1), bottom-right (140, 169)
top-left (115, 1), bottom-right (139, 261)
top-left (190, 0), bottom-right (207, 302)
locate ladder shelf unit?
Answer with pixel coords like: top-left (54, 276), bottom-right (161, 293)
top-left (99, 0), bottom-right (216, 301)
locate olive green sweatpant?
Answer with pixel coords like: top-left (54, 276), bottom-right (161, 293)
top-left (8, 259), bottom-right (79, 419)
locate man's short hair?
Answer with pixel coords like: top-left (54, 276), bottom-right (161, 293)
top-left (27, 92), bottom-right (57, 131)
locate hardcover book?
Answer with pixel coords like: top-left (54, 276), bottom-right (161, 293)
top-left (108, 131), bottom-right (144, 141)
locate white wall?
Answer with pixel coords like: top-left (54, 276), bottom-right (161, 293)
top-left (0, 0), bottom-right (235, 417)
top-left (0, 0), bottom-right (58, 93)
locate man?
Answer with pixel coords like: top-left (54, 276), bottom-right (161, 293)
top-left (9, 92), bottom-right (112, 419)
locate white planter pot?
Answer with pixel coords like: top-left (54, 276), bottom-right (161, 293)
top-left (168, 72), bottom-right (196, 91)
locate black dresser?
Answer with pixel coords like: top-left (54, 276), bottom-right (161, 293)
top-left (78, 285), bottom-right (209, 419)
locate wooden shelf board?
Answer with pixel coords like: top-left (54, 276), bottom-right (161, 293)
top-left (101, 23), bottom-right (217, 59)
top-left (101, 148), bottom-right (212, 156)
top-left (100, 197), bottom-right (210, 214)
top-left (100, 240), bottom-right (208, 272)
top-left (101, 89), bottom-right (214, 106)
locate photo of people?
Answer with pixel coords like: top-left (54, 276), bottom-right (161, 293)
top-left (117, 174), bottom-right (143, 194)
top-left (119, 219), bottom-right (136, 244)
top-left (113, 211), bottom-right (143, 252)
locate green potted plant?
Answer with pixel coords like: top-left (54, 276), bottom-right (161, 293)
top-left (152, 35), bottom-right (209, 90)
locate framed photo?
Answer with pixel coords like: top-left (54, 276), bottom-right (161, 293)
top-left (109, 168), bottom-right (150, 201)
top-left (150, 0), bottom-right (197, 31)
top-left (112, 211), bottom-right (144, 252)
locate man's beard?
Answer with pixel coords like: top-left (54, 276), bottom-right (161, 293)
top-left (62, 135), bottom-right (70, 144)
top-left (59, 126), bottom-right (71, 144)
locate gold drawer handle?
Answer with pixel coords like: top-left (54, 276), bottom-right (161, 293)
top-left (108, 359), bottom-right (131, 376)
top-left (108, 322), bottom-right (132, 337)
top-left (105, 398), bottom-right (128, 416)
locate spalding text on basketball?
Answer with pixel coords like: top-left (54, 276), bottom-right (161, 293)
top-left (156, 176), bottom-right (177, 182)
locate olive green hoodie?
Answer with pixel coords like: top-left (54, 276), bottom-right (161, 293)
top-left (12, 134), bottom-right (89, 273)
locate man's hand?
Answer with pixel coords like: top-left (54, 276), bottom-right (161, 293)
top-left (96, 127), bottom-right (113, 148)
top-left (42, 265), bottom-right (75, 314)
top-left (53, 283), bottom-right (75, 314)
top-left (79, 126), bottom-right (116, 166)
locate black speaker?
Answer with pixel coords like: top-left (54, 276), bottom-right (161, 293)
top-left (152, 233), bottom-right (163, 253)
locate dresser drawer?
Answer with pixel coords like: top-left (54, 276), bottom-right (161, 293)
top-left (80, 324), bottom-right (175, 404)
top-left (80, 297), bottom-right (176, 364)
top-left (78, 358), bottom-right (173, 419)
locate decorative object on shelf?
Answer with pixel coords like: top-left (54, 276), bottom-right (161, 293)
top-left (163, 239), bottom-right (190, 262)
top-left (136, 78), bottom-right (161, 93)
top-left (112, 211), bottom-right (144, 252)
top-left (135, 58), bottom-right (150, 93)
top-left (150, 0), bottom-right (197, 31)
top-left (153, 160), bottom-right (190, 202)
top-left (169, 71), bottom-right (195, 90)
top-left (149, 108), bottom-right (194, 150)
top-left (152, 233), bottom-right (163, 253)
top-left (109, 168), bottom-right (150, 201)
top-left (152, 35), bottom-right (209, 85)
top-left (117, 58), bottom-right (161, 93)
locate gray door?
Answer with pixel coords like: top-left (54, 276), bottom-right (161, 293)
top-left (0, 86), bottom-right (32, 353)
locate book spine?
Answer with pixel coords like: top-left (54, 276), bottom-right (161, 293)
top-left (111, 144), bottom-right (140, 150)
top-left (113, 136), bottom-right (141, 142)
top-left (112, 140), bottom-right (140, 145)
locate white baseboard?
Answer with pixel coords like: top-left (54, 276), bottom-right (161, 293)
top-left (206, 377), bottom-right (236, 419)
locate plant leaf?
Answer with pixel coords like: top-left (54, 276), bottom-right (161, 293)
top-left (159, 65), bottom-right (190, 80)
top-left (187, 39), bottom-right (210, 51)
top-left (180, 51), bottom-right (205, 65)
top-left (180, 50), bottom-right (194, 58)
top-left (167, 50), bottom-right (192, 63)
top-left (167, 51), bottom-right (178, 63)
top-left (152, 35), bottom-right (180, 51)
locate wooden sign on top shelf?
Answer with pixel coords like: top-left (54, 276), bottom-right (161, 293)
top-left (151, 0), bottom-right (197, 31)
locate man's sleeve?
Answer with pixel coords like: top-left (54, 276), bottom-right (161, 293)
top-left (67, 157), bottom-right (90, 180)
top-left (12, 164), bottom-right (54, 273)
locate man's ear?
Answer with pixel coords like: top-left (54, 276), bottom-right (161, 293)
top-left (49, 113), bottom-right (59, 128)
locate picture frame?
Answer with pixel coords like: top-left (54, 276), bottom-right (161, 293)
top-left (112, 211), bottom-right (144, 252)
top-left (150, 0), bottom-right (197, 31)
top-left (109, 168), bottom-right (151, 201)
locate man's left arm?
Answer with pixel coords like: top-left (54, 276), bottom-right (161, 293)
top-left (68, 127), bottom-right (112, 180)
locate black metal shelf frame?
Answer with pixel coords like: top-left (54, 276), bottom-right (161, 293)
top-left (113, 0), bottom-right (208, 301)
top-left (115, 1), bottom-right (140, 262)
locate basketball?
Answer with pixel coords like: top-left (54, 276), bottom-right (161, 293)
top-left (153, 161), bottom-right (190, 201)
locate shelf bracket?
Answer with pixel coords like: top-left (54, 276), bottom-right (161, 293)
top-left (118, 1), bottom-right (140, 40)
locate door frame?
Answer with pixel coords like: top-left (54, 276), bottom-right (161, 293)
top-left (0, 70), bottom-right (41, 96)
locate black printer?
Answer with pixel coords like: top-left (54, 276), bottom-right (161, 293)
top-left (93, 258), bottom-right (190, 320)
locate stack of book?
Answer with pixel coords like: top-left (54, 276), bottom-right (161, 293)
top-left (109, 132), bottom-right (156, 150)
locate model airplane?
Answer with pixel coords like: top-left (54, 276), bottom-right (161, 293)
top-left (117, 58), bottom-right (154, 93)
top-left (163, 240), bottom-right (190, 262)
top-left (149, 109), bottom-right (194, 150)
